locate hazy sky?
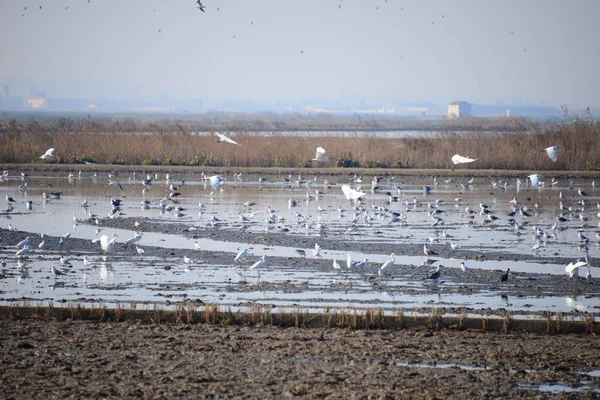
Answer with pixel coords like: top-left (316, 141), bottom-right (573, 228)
top-left (1, 0), bottom-right (599, 107)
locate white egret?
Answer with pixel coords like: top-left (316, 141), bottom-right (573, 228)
top-left (100, 233), bottom-right (118, 254)
top-left (544, 146), bottom-right (558, 162)
top-left (341, 185), bottom-right (366, 201)
top-left (209, 175), bottom-right (223, 190)
top-left (15, 237), bottom-right (31, 249)
top-left (528, 174), bottom-right (542, 189)
top-left (250, 255), bottom-right (266, 277)
top-left (16, 246), bottom-right (30, 257)
top-left (566, 259), bottom-right (587, 278)
top-left (40, 148), bottom-right (55, 160)
top-left (234, 248), bottom-right (249, 263)
top-left (451, 154), bottom-right (477, 164)
top-left (378, 253), bottom-right (395, 277)
top-left (215, 131), bottom-right (240, 146)
top-left (312, 243), bottom-right (321, 257)
top-left (312, 147), bottom-right (329, 162)
top-left (124, 232), bottom-right (143, 246)
top-left (333, 259), bottom-right (341, 270)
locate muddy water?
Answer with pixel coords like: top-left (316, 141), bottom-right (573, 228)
top-left (1, 170), bottom-right (599, 316)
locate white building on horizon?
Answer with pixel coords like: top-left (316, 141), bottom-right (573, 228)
top-left (447, 101), bottom-right (471, 118)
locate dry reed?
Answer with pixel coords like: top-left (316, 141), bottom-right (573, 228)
top-left (1, 116), bottom-right (598, 170)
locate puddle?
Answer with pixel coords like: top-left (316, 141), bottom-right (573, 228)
top-left (519, 383), bottom-right (600, 394)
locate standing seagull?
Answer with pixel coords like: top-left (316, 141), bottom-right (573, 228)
top-left (423, 244), bottom-right (438, 257)
top-left (426, 265), bottom-right (442, 280)
top-left (215, 131), bottom-right (240, 145)
top-left (195, 0), bottom-right (205, 12)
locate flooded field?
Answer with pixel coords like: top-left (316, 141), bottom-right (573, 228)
top-left (1, 169), bottom-right (599, 318)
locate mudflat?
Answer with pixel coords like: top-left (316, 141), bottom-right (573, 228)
top-left (1, 318), bottom-right (599, 399)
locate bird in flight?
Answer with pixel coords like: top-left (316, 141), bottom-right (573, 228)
top-left (215, 131), bottom-right (241, 146)
top-left (196, 0), bottom-right (206, 12)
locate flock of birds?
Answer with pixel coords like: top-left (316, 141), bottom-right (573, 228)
top-left (2, 136), bottom-right (595, 295)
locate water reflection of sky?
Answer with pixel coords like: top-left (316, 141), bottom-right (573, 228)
top-left (1, 172), bottom-right (599, 314)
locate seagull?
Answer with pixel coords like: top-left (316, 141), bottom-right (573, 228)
top-left (579, 188), bottom-right (589, 196)
top-left (51, 266), bottom-right (66, 276)
top-left (215, 131), bottom-right (240, 145)
top-left (451, 154), bottom-right (477, 165)
top-left (295, 249), bottom-right (307, 258)
top-left (6, 194), bottom-right (16, 203)
top-left (501, 268), bottom-right (510, 282)
top-left (39, 148), bottom-right (55, 160)
top-left (423, 244), bottom-right (437, 257)
top-left (543, 146), bottom-right (558, 162)
top-left (109, 181), bottom-right (125, 191)
top-left (16, 246), bottom-right (31, 257)
top-left (426, 265), bottom-right (442, 280)
top-left (195, 0), bottom-right (205, 12)
top-left (312, 147), bottom-right (329, 162)
top-left (460, 261), bottom-right (469, 273)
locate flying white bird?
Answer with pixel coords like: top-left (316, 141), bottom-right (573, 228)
top-left (39, 148), bottom-right (55, 160)
top-left (215, 131), bottom-right (240, 146)
top-left (544, 146), bottom-right (558, 162)
top-left (528, 174), bottom-right (542, 189)
top-left (341, 185), bottom-right (366, 201)
top-left (209, 175), bottom-right (223, 190)
top-left (100, 233), bottom-right (118, 254)
top-left (312, 147), bottom-right (329, 162)
top-left (451, 154), bottom-right (477, 165)
top-left (566, 259), bottom-right (587, 278)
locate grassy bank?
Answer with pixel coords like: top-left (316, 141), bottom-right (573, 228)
top-left (0, 117), bottom-right (598, 170)
top-left (1, 304), bottom-right (598, 335)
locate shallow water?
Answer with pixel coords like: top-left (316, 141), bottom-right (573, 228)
top-left (1, 171), bottom-right (599, 314)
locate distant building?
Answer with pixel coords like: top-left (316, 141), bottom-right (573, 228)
top-left (25, 97), bottom-right (48, 109)
top-left (447, 101), bottom-right (471, 118)
top-left (2, 85), bottom-right (8, 103)
top-left (506, 108), bottom-right (511, 117)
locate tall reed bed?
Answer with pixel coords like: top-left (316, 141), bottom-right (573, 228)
top-left (0, 117), bottom-right (598, 170)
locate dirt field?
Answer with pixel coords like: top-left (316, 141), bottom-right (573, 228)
top-left (1, 318), bottom-right (599, 399)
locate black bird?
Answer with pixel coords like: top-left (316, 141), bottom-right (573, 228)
top-left (501, 268), bottom-right (510, 282)
top-left (196, 0), bottom-right (205, 12)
